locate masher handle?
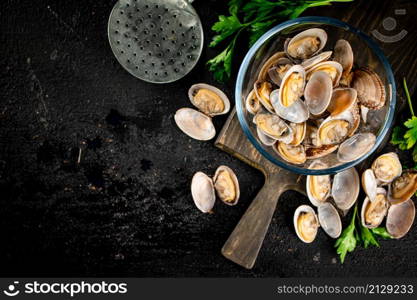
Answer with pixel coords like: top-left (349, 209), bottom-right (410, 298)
top-left (221, 175), bottom-right (289, 269)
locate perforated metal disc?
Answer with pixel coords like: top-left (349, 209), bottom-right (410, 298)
top-left (108, 0), bottom-right (203, 83)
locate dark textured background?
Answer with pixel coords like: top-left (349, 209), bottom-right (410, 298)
top-left (1, 0), bottom-right (416, 277)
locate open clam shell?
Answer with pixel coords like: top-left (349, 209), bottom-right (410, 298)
top-left (331, 167), bottom-right (360, 210)
top-left (318, 202), bottom-right (342, 238)
top-left (174, 108), bottom-right (216, 141)
top-left (286, 28), bottom-right (327, 59)
top-left (271, 89), bottom-right (309, 123)
top-left (245, 89), bottom-right (261, 115)
top-left (304, 71), bottom-right (333, 116)
top-left (289, 122), bottom-right (306, 146)
top-left (257, 51), bottom-right (288, 82)
top-left (254, 112), bottom-right (291, 140)
top-left (254, 81), bottom-right (274, 113)
top-left (362, 169), bottom-right (377, 202)
top-left (306, 160), bottom-right (331, 207)
top-left (306, 61), bottom-right (343, 86)
top-left (337, 133), bottom-right (376, 163)
top-left (317, 115), bottom-right (350, 146)
top-left (372, 152), bottom-right (402, 184)
top-left (267, 57), bottom-right (293, 86)
top-left (278, 65), bottom-right (306, 106)
top-left (333, 39), bottom-right (353, 78)
top-left (213, 165), bottom-right (240, 206)
top-left (306, 144), bottom-right (338, 160)
top-left (301, 51), bottom-right (332, 70)
top-left (327, 88), bottom-right (357, 117)
top-left (386, 198), bottom-right (415, 239)
top-left (274, 142), bottom-right (306, 165)
top-left (257, 126), bottom-right (276, 146)
top-left (388, 170), bottom-right (417, 205)
top-left (352, 68), bottom-right (386, 110)
top-left (188, 83), bottom-right (230, 116)
top-left (294, 205), bottom-right (319, 243)
top-left (361, 187), bottom-right (388, 229)
top-left (191, 172), bottom-right (215, 213)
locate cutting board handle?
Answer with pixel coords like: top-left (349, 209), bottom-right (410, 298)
top-left (221, 172), bottom-right (292, 269)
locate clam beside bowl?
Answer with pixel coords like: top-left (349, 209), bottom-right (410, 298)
top-left (235, 17), bottom-right (396, 175)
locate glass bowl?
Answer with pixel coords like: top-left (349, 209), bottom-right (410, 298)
top-left (235, 16), bottom-right (396, 175)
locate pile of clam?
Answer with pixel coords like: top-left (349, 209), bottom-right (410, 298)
top-left (295, 163), bottom-right (359, 242)
top-left (175, 84), bottom-right (230, 141)
top-left (361, 152), bottom-right (416, 238)
top-left (191, 166), bottom-right (240, 213)
top-left (294, 152), bottom-right (417, 243)
top-left (247, 28), bottom-right (385, 165)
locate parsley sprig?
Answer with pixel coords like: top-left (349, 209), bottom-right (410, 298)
top-left (334, 204), bottom-right (392, 263)
top-left (391, 78), bottom-right (417, 169)
top-left (207, 0), bottom-right (354, 82)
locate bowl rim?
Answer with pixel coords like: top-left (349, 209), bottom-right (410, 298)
top-left (235, 16), bottom-right (396, 175)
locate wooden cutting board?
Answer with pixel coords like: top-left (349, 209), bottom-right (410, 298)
top-left (215, 0), bottom-right (417, 269)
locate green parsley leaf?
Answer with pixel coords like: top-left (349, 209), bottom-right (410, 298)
top-left (390, 126), bottom-right (408, 150)
top-left (228, 0), bottom-right (246, 16)
top-left (335, 205), bottom-right (357, 263)
top-left (371, 227), bottom-right (393, 239)
top-left (359, 225), bottom-right (379, 248)
top-left (209, 15), bottom-right (244, 48)
top-left (207, 38), bottom-right (236, 82)
top-left (404, 116), bottom-right (417, 149)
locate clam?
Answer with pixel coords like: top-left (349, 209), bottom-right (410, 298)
top-left (213, 165), bottom-right (240, 206)
top-left (191, 172), bottom-right (216, 213)
top-left (352, 68), bottom-right (386, 110)
top-left (317, 117), bottom-right (350, 145)
top-left (254, 81), bottom-right (274, 113)
top-left (306, 61), bottom-right (343, 86)
top-left (267, 57), bottom-right (293, 86)
top-left (257, 51), bottom-right (288, 82)
top-left (257, 126), bottom-right (276, 146)
top-left (333, 39), bottom-right (353, 80)
top-left (388, 170), bottom-right (417, 205)
top-left (271, 89), bottom-right (309, 123)
top-left (318, 202), bottom-right (342, 238)
top-left (386, 198), bottom-right (415, 239)
top-left (254, 113), bottom-right (291, 140)
top-left (271, 65), bottom-right (310, 123)
top-left (286, 28), bottom-right (327, 59)
top-left (304, 122), bottom-right (320, 147)
top-left (337, 132), bottom-right (376, 162)
top-left (306, 144), bottom-right (338, 160)
top-left (332, 167), bottom-right (360, 210)
top-left (294, 205), bottom-right (319, 243)
top-left (327, 88), bottom-right (357, 116)
top-left (301, 51), bottom-right (333, 70)
top-left (361, 187), bottom-right (388, 229)
top-left (362, 169), bottom-right (377, 202)
top-left (346, 102), bottom-right (360, 137)
top-left (274, 142), bottom-right (306, 164)
top-left (372, 152), bottom-right (402, 184)
top-left (278, 65), bottom-right (305, 107)
top-left (174, 108), bottom-right (216, 141)
top-left (360, 105), bottom-right (369, 124)
top-left (245, 89), bottom-right (261, 115)
top-left (304, 71), bottom-right (333, 116)
top-left (289, 122), bottom-right (306, 146)
top-left (188, 83), bottom-right (230, 116)
top-left (306, 160), bottom-right (331, 207)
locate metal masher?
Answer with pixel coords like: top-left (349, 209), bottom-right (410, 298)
top-left (108, 0), bottom-right (203, 84)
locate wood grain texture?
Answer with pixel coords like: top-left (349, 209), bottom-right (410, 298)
top-left (216, 0), bottom-right (417, 269)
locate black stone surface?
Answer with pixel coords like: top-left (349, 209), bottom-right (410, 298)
top-left (0, 0), bottom-right (416, 277)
